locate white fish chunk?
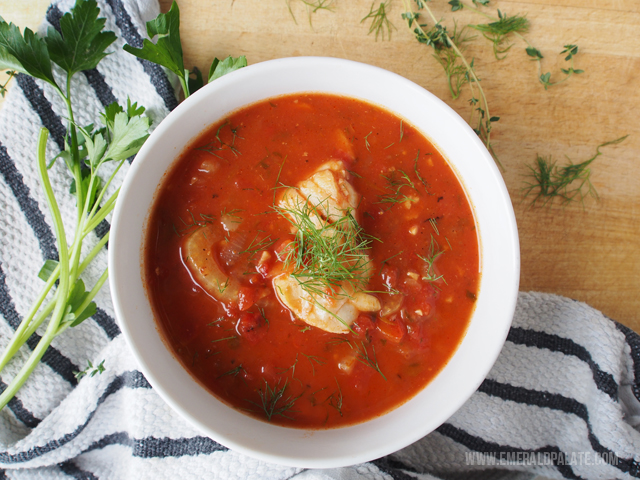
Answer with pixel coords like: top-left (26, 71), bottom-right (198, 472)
top-left (274, 161), bottom-right (381, 333)
top-left (297, 160), bottom-right (359, 222)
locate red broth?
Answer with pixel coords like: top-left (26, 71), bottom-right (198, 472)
top-left (144, 93), bottom-right (479, 428)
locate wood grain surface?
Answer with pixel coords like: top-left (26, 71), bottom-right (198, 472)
top-left (2, 0), bottom-right (638, 332)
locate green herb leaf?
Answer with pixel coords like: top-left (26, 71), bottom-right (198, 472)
top-left (74, 359), bottom-right (105, 380)
top-left (526, 46), bottom-right (543, 59)
top-left (103, 111), bottom-right (150, 162)
top-left (469, 11), bottom-right (529, 60)
top-left (69, 167), bottom-right (103, 210)
top-left (449, 0), bottom-right (463, 11)
top-left (523, 135), bottom-right (629, 206)
top-left (562, 44), bottom-right (578, 61)
top-left (44, 0), bottom-right (116, 77)
top-left (63, 279), bottom-right (96, 327)
top-left (361, 1), bottom-right (396, 41)
top-left (0, 19), bottom-right (57, 87)
top-left (208, 55), bottom-right (247, 83)
top-left (123, 1), bottom-right (184, 84)
top-left (38, 259), bottom-right (59, 282)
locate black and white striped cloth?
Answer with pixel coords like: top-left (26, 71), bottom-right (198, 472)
top-left (0, 0), bottom-right (638, 478)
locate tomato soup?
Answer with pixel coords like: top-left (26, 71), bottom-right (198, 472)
top-left (144, 93), bottom-right (479, 428)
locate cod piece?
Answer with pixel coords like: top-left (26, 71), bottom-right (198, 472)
top-left (274, 161), bottom-right (381, 334)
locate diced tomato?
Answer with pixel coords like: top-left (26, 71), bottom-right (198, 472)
top-left (238, 286), bottom-right (257, 311)
top-left (235, 311), bottom-right (266, 344)
top-left (352, 314), bottom-right (375, 337)
top-left (376, 315), bottom-right (406, 342)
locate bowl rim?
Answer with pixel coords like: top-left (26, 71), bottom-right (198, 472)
top-left (109, 56), bottom-right (520, 468)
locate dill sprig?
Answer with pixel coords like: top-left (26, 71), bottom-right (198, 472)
top-left (522, 135), bottom-right (628, 207)
top-left (330, 338), bottom-right (386, 380)
top-left (197, 121), bottom-right (243, 159)
top-left (327, 378), bottom-right (343, 416)
top-left (417, 235), bottom-right (446, 284)
top-left (432, 22), bottom-right (476, 99)
top-left (274, 195), bottom-right (375, 298)
top-left (248, 378), bottom-right (302, 421)
top-left (377, 169), bottom-right (418, 206)
top-left (172, 210), bottom-right (214, 237)
top-left (302, 353), bottom-right (326, 375)
top-left (277, 354), bottom-right (300, 378)
top-left (449, 0), bottom-right (583, 89)
top-left (468, 9), bottom-right (529, 60)
top-left (354, 340), bottom-right (386, 380)
top-left (217, 364), bottom-right (245, 379)
top-left (413, 151), bottom-right (430, 189)
top-left (286, 0), bottom-right (335, 27)
top-left (238, 233), bottom-right (277, 260)
top-left (361, 1), bottom-right (397, 41)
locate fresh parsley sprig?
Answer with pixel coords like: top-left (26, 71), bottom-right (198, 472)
top-left (123, 1), bottom-right (247, 99)
top-left (0, 0), bottom-right (151, 410)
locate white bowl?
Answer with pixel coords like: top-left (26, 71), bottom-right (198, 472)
top-left (109, 57), bottom-right (520, 468)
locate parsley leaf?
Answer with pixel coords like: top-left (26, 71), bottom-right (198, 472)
top-left (44, 0), bottom-right (117, 77)
top-left (79, 100), bottom-right (150, 167)
top-left (0, 19), bottom-right (58, 87)
top-left (209, 55), bottom-right (248, 83)
top-left (123, 2), bottom-right (247, 97)
top-left (123, 1), bottom-right (187, 92)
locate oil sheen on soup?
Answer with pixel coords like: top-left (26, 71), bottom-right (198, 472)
top-left (145, 93), bottom-right (480, 429)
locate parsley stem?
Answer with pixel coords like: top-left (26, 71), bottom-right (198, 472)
top-left (0, 128), bottom-right (70, 411)
top-left (0, 275), bottom-right (56, 371)
top-left (5, 232), bottom-right (109, 355)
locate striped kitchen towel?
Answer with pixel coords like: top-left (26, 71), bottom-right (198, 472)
top-left (0, 0), bottom-right (638, 478)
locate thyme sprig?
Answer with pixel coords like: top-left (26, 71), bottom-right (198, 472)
top-left (536, 44), bottom-right (584, 90)
top-left (449, 0), bottom-right (583, 89)
top-left (432, 22), bottom-right (475, 100)
top-left (400, 0), bottom-right (503, 169)
top-left (73, 359), bottom-right (105, 380)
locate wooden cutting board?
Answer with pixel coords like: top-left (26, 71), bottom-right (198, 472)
top-left (2, 0), bottom-right (639, 333)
